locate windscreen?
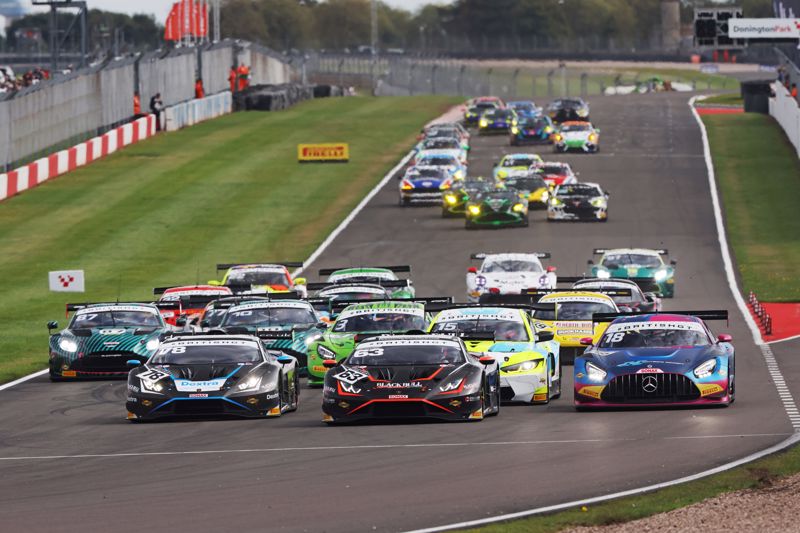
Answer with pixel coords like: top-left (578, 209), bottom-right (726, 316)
top-left (561, 124), bottom-right (590, 132)
top-left (431, 317), bottom-right (528, 341)
top-left (598, 322), bottom-right (711, 348)
top-left (423, 138), bottom-right (459, 149)
top-left (602, 254), bottom-right (662, 269)
top-left (419, 156), bottom-right (456, 167)
top-left (536, 301), bottom-right (616, 320)
top-left (222, 306), bottom-right (315, 327)
top-left (150, 341), bottom-right (262, 364)
top-left (505, 176), bottom-right (547, 191)
top-left (502, 156), bottom-right (537, 167)
top-left (539, 164), bottom-right (568, 175)
top-left (483, 259), bottom-right (542, 273)
top-left (71, 310), bottom-right (162, 328)
top-left (347, 342), bottom-right (464, 365)
top-left (333, 312), bottom-right (426, 333)
top-left (227, 270), bottom-right (288, 286)
top-left (556, 185), bottom-right (599, 197)
top-left (521, 117), bottom-right (549, 129)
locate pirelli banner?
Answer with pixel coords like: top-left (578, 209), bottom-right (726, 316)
top-left (297, 143), bottom-right (349, 163)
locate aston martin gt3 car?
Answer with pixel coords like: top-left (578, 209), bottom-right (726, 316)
top-left (465, 188), bottom-right (529, 229)
top-left (588, 248), bottom-right (676, 298)
top-left (442, 177), bottom-right (497, 218)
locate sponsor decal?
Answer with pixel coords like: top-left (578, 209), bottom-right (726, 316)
top-left (127, 384), bottom-right (140, 392)
top-left (388, 394), bottom-right (409, 399)
top-left (323, 385), bottom-right (336, 394)
top-left (577, 385), bottom-right (604, 399)
top-left (298, 143), bottom-right (350, 163)
top-left (606, 321), bottom-right (706, 334)
top-left (189, 393), bottom-right (208, 398)
top-left (313, 365), bottom-right (328, 372)
top-left (698, 383), bottom-right (725, 397)
top-left (332, 368), bottom-right (369, 385)
top-left (340, 383), bottom-right (361, 394)
top-left (264, 392), bottom-right (280, 399)
top-left (174, 378), bottom-right (226, 392)
top-left (533, 393), bottom-right (548, 401)
top-left (99, 329), bottom-right (126, 336)
top-left (636, 367), bottom-right (664, 374)
top-left (232, 301), bottom-right (312, 311)
top-left (728, 18), bottom-right (800, 39)
top-left (575, 372), bottom-right (585, 378)
top-left (376, 381), bottom-right (423, 389)
top-left (61, 370), bottom-right (77, 377)
top-left (75, 305), bottom-right (158, 315)
top-left (617, 360), bottom-right (683, 367)
top-left (126, 396), bottom-right (137, 403)
top-left (139, 368), bottom-right (171, 381)
top-left (103, 342), bottom-right (121, 347)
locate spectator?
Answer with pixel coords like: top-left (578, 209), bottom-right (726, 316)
top-left (149, 92), bottom-right (164, 131)
top-left (792, 83), bottom-right (798, 99)
top-left (237, 64), bottom-right (250, 91)
top-left (133, 92), bottom-right (142, 117)
top-left (195, 78), bottom-right (205, 99)
top-left (228, 67), bottom-right (237, 92)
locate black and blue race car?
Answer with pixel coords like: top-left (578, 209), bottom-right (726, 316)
top-left (510, 115), bottom-right (555, 145)
top-left (398, 165), bottom-right (451, 206)
top-left (478, 108), bottom-right (516, 134)
top-left (574, 311), bottom-right (734, 409)
top-left (126, 333), bottom-right (299, 421)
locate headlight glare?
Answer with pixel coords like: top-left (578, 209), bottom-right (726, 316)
top-left (317, 344), bottom-right (336, 360)
top-left (445, 194), bottom-right (458, 205)
top-left (145, 339), bottom-right (161, 351)
top-left (237, 376), bottom-right (262, 391)
top-left (694, 359), bottom-right (717, 378)
top-left (512, 203), bottom-right (525, 212)
top-left (59, 338), bottom-right (79, 353)
top-left (596, 270), bottom-right (611, 279)
top-left (504, 359), bottom-right (541, 372)
top-left (468, 205), bottom-right (481, 216)
top-left (654, 270), bottom-right (668, 281)
top-left (586, 362), bottom-right (607, 382)
top-left (140, 377), bottom-right (164, 393)
top-left (589, 197), bottom-right (606, 208)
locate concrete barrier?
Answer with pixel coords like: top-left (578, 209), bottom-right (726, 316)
top-left (164, 91), bottom-right (233, 132)
top-left (769, 82), bottom-right (800, 158)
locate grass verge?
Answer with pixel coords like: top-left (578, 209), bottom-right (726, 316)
top-left (456, 439), bottom-right (800, 533)
top-left (704, 113), bottom-right (800, 301)
top-left (0, 95), bottom-right (459, 383)
top-left (700, 93), bottom-right (743, 106)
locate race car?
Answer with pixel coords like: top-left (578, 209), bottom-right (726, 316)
top-left (209, 263), bottom-right (307, 297)
top-left (510, 115), bottom-right (555, 145)
top-left (546, 98), bottom-right (590, 123)
top-left (529, 290), bottom-right (619, 363)
top-left (531, 161), bottom-right (577, 188)
top-left (413, 150), bottom-right (467, 181)
top-left (553, 121), bottom-right (600, 153)
top-left (307, 300), bottom-right (432, 386)
top-left (321, 334), bottom-right (500, 423)
top-left (414, 137), bottom-right (468, 162)
top-left (466, 252), bottom-right (557, 303)
top-left (442, 177), bottom-right (497, 218)
top-left (193, 295), bottom-right (270, 331)
top-left (588, 248), bottom-right (676, 298)
top-left (427, 306), bottom-right (560, 403)
top-left (318, 266), bottom-right (415, 299)
top-left (547, 182), bottom-right (609, 222)
top-left (125, 334), bottom-right (299, 421)
top-left (153, 285), bottom-right (233, 327)
top-left (398, 166), bottom-right (452, 206)
top-left (574, 311), bottom-right (734, 408)
top-left (507, 100), bottom-right (539, 119)
top-left (311, 282), bottom-right (391, 304)
top-left (465, 187), bottom-right (529, 229)
top-left (48, 302), bottom-right (173, 380)
top-left (213, 298), bottom-right (326, 371)
top-left (421, 123), bottom-right (470, 146)
top-left (568, 278), bottom-right (662, 312)
top-left (493, 153), bottom-right (544, 179)
top-left (478, 108), bottom-right (516, 134)
top-left (504, 172), bottom-right (551, 208)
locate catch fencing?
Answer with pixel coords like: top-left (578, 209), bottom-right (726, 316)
top-left (771, 49), bottom-right (800, 158)
top-left (0, 40), bottom-right (292, 171)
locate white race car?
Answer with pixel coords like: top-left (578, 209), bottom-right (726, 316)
top-left (466, 252), bottom-right (557, 303)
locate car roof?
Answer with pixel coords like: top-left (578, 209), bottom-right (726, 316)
top-left (611, 313), bottom-right (703, 325)
top-left (481, 253), bottom-right (543, 263)
top-left (162, 334), bottom-right (261, 343)
top-left (601, 248), bottom-right (663, 256)
top-left (538, 291), bottom-right (617, 304)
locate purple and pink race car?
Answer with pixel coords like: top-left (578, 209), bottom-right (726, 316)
top-left (574, 311), bottom-right (734, 409)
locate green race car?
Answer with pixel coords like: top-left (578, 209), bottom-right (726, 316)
top-left (48, 302), bottom-right (173, 380)
top-left (307, 300), bottom-right (436, 386)
top-left (442, 177), bottom-right (497, 218)
top-left (588, 248), bottom-right (676, 298)
top-left (317, 266), bottom-right (415, 299)
top-left (465, 187), bottom-right (529, 229)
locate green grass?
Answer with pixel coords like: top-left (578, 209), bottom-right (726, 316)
top-left (0, 95), bottom-right (459, 383)
top-left (457, 440), bottom-right (800, 533)
top-left (700, 93), bottom-right (743, 106)
top-left (704, 113), bottom-right (800, 301)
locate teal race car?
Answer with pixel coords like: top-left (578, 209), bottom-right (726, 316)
top-left (307, 298), bottom-right (449, 386)
top-left (442, 177), bottom-right (497, 218)
top-left (318, 266), bottom-right (415, 299)
top-left (588, 248), bottom-right (676, 298)
top-left (48, 302), bottom-right (174, 380)
top-left (465, 187), bottom-right (529, 229)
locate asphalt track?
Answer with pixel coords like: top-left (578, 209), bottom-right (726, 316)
top-left (0, 93), bottom-right (794, 533)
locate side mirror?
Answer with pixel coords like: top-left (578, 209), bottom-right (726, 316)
top-left (546, 266), bottom-right (557, 273)
top-left (315, 322), bottom-right (329, 329)
top-left (537, 331), bottom-right (555, 342)
top-left (200, 320), bottom-right (210, 328)
top-left (670, 260), bottom-right (677, 266)
top-left (126, 360), bottom-right (141, 368)
top-left (294, 277), bottom-right (307, 286)
top-left (717, 334), bottom-right (732, 343)
top-left (467, 267), bottom-right (478, 274)
top-left (277, 355), bottom-right (294, 365)
top-left (322, 359), bottom-right (339, 369)
top-left (47, 320), bottom-right (58, 332)
top-left (175, 316), bottom-right (187, 327)
top-left (587, 260), bottom-right (594, 265)
top-left (478, 356), bottom-right (495, 365)
top-left (579, 337), bottom-right (594, 346)
top-left (208, 280), bottom-right (222, 286)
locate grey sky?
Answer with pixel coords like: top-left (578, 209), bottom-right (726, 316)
top-left (28, 0), bottom-right (448, 22)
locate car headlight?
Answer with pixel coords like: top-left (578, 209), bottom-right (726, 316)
top-left (512, 203), bottom-right (525, 212)
top-left (59, 338), bottom-right (79, 353)
top-left (654, 270), bottom-right (668, 281)
top-left (588, 133), bottom-right (598, 143)
top-left (589, 197), bottom-right (606, 208)
top-left (439, 377), bottom-right (464, 393)
top-left (504, 359), bottom-right (541, 372)
top-left (468, 205), bottom-right (481, 216)
top-left (496, 169), bottom-right (507, 178)
top-left (596, 269), bottom-right (611, 279)
top-left (511, 126), bottom-right (519, 134)
top-left (445, 194), bottom-right (459, 205)
top-left (694, 359), bottom-right (717, 378)
top-left (549, 197), bottom-right (563, 206)
top-left (577, 108), bottom-right (589, 117)
top-left (544, 126), bottom-right (553, 133)
top-left (479, 120), bottom-right (488, 127)
top-left (237, 375), bottom-right (262, 391)
top-left (586, 362), bottom-right (607, 382)
top-left (305, 333), bottom-right (322, 347)
top-left (145, 338), bottom-right (161, 351)
top-left (316, 344), bottom-right (336, 360)
top-left (540, 191), bottom-right (549, 201)
top-left (140, 377), bottom-right (164, 394)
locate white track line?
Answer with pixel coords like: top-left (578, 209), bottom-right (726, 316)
top-left (0, 369), bottom-right (48, 391)
top-left (401, 95), bottom-right (800, 533)
top-left (767, 333), bottom-right (800, 345)
top-left (0, 433), bottom-right (788, 462)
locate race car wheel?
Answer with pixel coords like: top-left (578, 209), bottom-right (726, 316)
top-left (465, 221), bottom-right (477, 230)
top-left (521, 216), bottom-right (529, 228)
top-left (552, 356), bottom-right (562, 399)
top-left (399, 196), bottom-right (410, 207)
top-left (288, 373), bottom-right (300, 412)
top-left (510, 137), bottom-right (518, 146)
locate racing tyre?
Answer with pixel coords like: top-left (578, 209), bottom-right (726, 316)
top-left (287, 373), bottom-right (300, 412)
top-left (399, 196), bottom-right (410, 207)
top-left (552, 354), bottom-right (562, 400)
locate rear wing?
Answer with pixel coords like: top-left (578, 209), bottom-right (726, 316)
top-left (206, 296), bottom-right (271, 310)
top-left (216, 262), bottom-right (303, 271)
top-left (255, 329), bottom-right (294, 340)
top-left (592, 310), bottom-right (728, 323)
top-left (592, 249), bottom-right (668, 255)
top-left (174, 294), bottom-right (230, 309)
top-left (523, 288), bottom-right (632, 299)
top-left (470, 252), bottom-right (550, 260)
top-left (306, 281), bottom-right (405, 291)
top-left (330, 296), bottom-right (453, 316)
top-left (65, 301), bottom-right (179, 317)
top-left (426, 301), bottom-right (556, 314)
top-left (318, 265), bottom-right (411, 276)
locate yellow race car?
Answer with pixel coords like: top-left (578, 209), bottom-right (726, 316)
top-left (528, 290), bottom-right (621, 364)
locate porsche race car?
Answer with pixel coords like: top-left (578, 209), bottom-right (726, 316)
top-left (210, 263), bottom-right (307, 297)
top-left (553, 121), bottom-right (600, 153)
top-left (321, 334), bottom-right (500, 423)
top-left (588, 248), bottom-right (676, 298)
top-left (548, 182), bottom-right (608, 222)
top-left (574, 311), bottom-right (734, 408)
top-left (466, 252), bottom-right (557, 303)
top-left (126, 334), bottom-right (299, 420)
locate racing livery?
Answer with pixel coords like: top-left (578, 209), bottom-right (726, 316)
top-left (321, 335), bottom-right (500, 423)
top-left (413, 150), bottom-right (467, 181)
top-left (548, 182), bottom-right (608, 222)
top-left (507, 100), bottom-right (539, 119)
top-left (307, 300), bottom-right (431, 386)
top-left (209, 263), bottom-right (307, 297)
top-left (319, 266), bottom-right (415, 299)
top-left (493, 153), bottom-right (544, 180)
top-left (546, 98), bottom-right (590, 123)
top-left (48, 302), bottom-right (172, 380)
top-left (574, 311), bottom-right (734, 408)
top-left (466, 252), bottom-right (557, 303)
top-left (398, 166), bottom-right (452, 206)
top-left (588, 248), bottom-right (676, 298)
top-left (428, 307), bottom-right (560, 403)
top-left (479, 108), bottom-right (516, 134)
top-left (465, 187), bottom-right (529, 229)
top-left (531, 161), bottom-right (577, 188)
top-left (510, 115), bottom-right (554, 145)
top-left (126, 334), bottom-right (298, 420)
top-left (504, 172), bottom-right (551, 208)
top-left (568, 278), bottom-right (662, 313)
top-left (442, 177), bottom-right (496, 218)
top-left (553, 121), bottom-right (600, 153)
top-left (154, 285), bottom-right (233, 327)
